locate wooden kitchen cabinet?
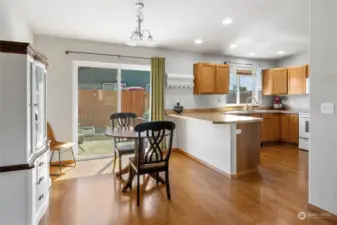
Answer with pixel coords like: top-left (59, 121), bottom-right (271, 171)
top-left (280, 114), bottom-right (299, 144)
top-left (194, 63), bottom-right (229, 94)
top-left (262, 69), bottom-right (272, 95)
top-left (280, 114), bottom-right (290, 142)
top-left (271, 68), bottom-right (288, 95)
top-left (288, 65), bottom-right (307, 94)
top-left (289, 114), bottom-right (299, 144)
top-left (262, 68), bottom-right (288, 95)
top-left (215, 64), bottom-right (230, 94)
top-left (194, 63), bottom-right (216, 94)
top-left (261, 114), bottom-right (280, 142)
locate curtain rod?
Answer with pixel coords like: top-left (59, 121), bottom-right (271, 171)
top-left (65, 50), bottom-right (151, 60)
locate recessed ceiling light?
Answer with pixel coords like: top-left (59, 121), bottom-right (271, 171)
top-left (194, 39), bottom-right (203, 44)
top-left (222, 17), bottom-right (233, 25)
top-left (249, 52), bottom-right (256, 56)
top-left (126, 41), bottom-right (136, 47)
top-left (230, 44), bottom-right (237, 48)
top-left (278, 50), bottom-right (285, 55)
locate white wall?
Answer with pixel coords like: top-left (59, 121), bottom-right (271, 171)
top-left (275, 50), bottom-right (310, 110)
top-left (275, 50), bottom-right (309, 68)
top-left (34, 35), bottom-right (275, 146)
top-left (0, 1), bottom-right (33, 43)
top-left (309, 0), bottom-right (337, 214)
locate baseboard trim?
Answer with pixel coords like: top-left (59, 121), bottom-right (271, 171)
top-left (307, 203), bottom-right (337, 223)
top-left (175, 148), bottom-right (232, 179)
top-left (50, 160), bottom-right (75, 166)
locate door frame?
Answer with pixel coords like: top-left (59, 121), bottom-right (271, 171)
top-left (72, 60), bottom-right (150, 160)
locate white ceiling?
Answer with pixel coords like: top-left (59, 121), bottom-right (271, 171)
top-left (13, 0), bottom-right (309, 59)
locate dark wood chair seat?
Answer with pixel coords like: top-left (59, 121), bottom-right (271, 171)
top-left (129, 157), bottom-right (166, 173)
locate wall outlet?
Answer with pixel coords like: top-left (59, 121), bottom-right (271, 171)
top-left (321, 102), bottom-right (334, 114)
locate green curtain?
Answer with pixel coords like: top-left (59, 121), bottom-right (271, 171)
top-left (150, 57), bottom-right (165, 121)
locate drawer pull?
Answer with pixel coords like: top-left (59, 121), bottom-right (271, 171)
top-left (38, 194), bottom-right (44, 201)
top-left (39, 162), bottom-right (45, 167)
top-left (37, 177), bottom-right (44, 185)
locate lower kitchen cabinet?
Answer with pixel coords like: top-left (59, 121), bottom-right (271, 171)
top-left (261, 114), bottom-right (280, 142)
top-left (246, 113), bottom-right (299, 144)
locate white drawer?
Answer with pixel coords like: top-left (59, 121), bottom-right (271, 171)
top-left (299, 138), bottom-right (309, 151)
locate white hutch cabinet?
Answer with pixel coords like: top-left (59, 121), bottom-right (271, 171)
top-left (0, 41), bottom-right (50, 225)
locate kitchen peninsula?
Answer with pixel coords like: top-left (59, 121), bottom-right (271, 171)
top-left (167, 112), bottom-right (262, 178)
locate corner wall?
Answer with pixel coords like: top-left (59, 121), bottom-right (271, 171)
top-left (309, 0), bottom-right (337, 214)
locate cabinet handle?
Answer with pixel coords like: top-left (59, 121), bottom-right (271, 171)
top-left (37, 176), bottom-right (44, 185)
top-left (39, 162), bottom-right (44, 167)
top-left (38, 194), bottom-right (44, 201)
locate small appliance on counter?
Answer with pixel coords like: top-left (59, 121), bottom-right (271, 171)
top-left (273, 96), bottom-right (283, 109)
top-left (173, 102), bottom-right (184, 114)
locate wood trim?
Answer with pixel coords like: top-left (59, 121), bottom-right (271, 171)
top-left (50, 160), bottom-right (75, 166)
top-left (0, 143), bottom-right (50, 173)
top-left (307, 203), bottom-right (337, 223)
top-left (175, 148), bottom-right (232, 178)
top-left (0, 40), bottom-right (48, 65)
top-left (237, 69), bottom-right (253, 75)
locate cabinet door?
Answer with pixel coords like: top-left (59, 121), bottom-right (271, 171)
top-left (271, 69), bottom-right (288, 95)
top-left (262, 69), bottom-right (272, 95)
top-left (261, 114), bottom-right (280, 142)
top-left (215, 64), bottom-right (229, 94)
top-left (194, 63), bottom-right (216, 94)
top-left (288, 66), bottom-right (307, 94)
top-left (289, 114), bottom-right (299, 144)
top-left (280, 114), bottom-right (290, 142)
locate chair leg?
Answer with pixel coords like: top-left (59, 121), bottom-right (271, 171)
top-left (70, 147), bottom-right (76, 167)
top-left (137, 173), bottom-right (140, 206)
top-left (165, 170), bottom-right (171, 200)
top-left (112, 150), bottom-right (117, 172)
top-left (156, 172), bottom-right (159, 185)
top-left (49, 150), bottom-right (55, 165)
top-left (118, 154), bottom-right (122, 178)
top-left (58, 150), bottom-right (62, 176)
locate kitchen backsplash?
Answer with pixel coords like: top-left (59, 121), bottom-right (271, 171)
top-left (280, 95), bottom-right (309, 111)
top-left (165, 88), bottom-right (273, 110)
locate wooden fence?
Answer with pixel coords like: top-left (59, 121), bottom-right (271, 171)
top-left (78, 90), bottom-right (149, 128)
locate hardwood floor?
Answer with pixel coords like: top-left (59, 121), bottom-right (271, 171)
top-left (40, 145), bottom-right (334, 225)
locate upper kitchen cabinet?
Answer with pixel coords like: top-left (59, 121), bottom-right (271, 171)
top-left (215, 64), bottom-right (230, 94)
top-left (262, 69), bottom-right (272, 95)
top-left (288, 65), bottom-right (307, 94)
top-left (262, 68), bottom-right (288, 95)
top-left (194, 63), bottom-right (229, 94)
top-left (271, 68), bottom-right (288, 95)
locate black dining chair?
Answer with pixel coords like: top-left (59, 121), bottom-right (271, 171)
top-left (110, 112), bottom-right (137, 176)
top-left (128, 121), bottom-right (175, 206)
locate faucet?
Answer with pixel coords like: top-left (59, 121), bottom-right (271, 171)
top-left (244, 97), bottom-right (259, 111)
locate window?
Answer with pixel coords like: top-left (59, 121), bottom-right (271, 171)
top-left (226, 66), bottom-right (259, 105)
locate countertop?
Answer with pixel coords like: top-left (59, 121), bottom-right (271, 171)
top-left (223, 109), bottom-right (309, 115)
top-left (167, 112), bottom-right (263, 124)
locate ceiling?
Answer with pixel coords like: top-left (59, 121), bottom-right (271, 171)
top-left (12, 0), bottom-right (309, 59)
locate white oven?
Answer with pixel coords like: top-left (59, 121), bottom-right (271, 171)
top-left (299, 113), bottom-right (310, 151)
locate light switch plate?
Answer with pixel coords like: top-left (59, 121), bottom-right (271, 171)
top-left (321, 102), bottom-right (334, 114)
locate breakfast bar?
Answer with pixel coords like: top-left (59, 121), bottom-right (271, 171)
top-left (167, 112), bottom-right (263, 178)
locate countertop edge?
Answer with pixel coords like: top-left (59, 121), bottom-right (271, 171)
top-left (167, 114), bottom-right (263, 124)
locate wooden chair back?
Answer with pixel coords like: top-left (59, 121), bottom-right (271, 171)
top-left (47, 122), bottom-right (57, 145)
top-left (110, 112), bottom-right (137, 129)
top-left (110, 112), bottom-right (137, 145)
top-left (134, 121), bottom-right (175, 168)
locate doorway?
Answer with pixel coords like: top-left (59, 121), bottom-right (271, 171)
top-left (73, 61), bottom-right (150, 160)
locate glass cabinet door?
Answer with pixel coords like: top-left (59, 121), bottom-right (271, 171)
top-left (34, 65), bottom-right (46, 150)
top-left (27, 62), bottom-right (33, 157)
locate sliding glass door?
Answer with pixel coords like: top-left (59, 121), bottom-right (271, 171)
top-left (75, 62), bottom-right (150, 160)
